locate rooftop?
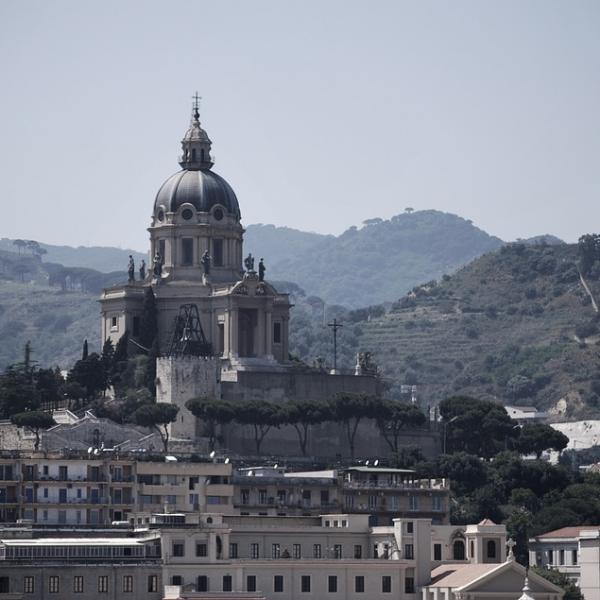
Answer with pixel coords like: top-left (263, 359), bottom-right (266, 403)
top-left (532, 525), bottom-right (600, 539)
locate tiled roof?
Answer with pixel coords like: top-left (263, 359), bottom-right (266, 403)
top-left (430, 564), bottom-right (500, 587)
top-left (535, 525), bottom-right (600, 539)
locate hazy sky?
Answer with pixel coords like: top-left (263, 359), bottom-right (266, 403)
top-left (1, 1), bottom-right (599, 251)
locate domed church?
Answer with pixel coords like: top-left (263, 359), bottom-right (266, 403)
top-left (100, 102), bottom-right (291, 371)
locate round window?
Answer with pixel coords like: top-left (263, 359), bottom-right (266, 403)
top-left (213, 208), bottom-right (224, 221)
top-left (182, 208), bottom-right (194, 220)
top-left (157, 210), bottom-right (164, 222)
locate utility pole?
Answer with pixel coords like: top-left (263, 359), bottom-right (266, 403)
top-left (327, 318), bottom-right (343, 374)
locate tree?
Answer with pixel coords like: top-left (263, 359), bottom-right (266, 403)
top-left (11, 411), bottom-right (56, 450)
top-left (235, 400), bottom-right (282, 455)
top-left (516, 423), bottom-right (569, 459)
top-left (82, 339), bottom-right (89, 360)
top-left (578, 233), bottom-right (600, 276)
top-left (439, 396), bottom-right (518, 459)
top-left (532, 567), bottom-right (583, 600)
top-left (281, 398), bottom-right (332, 456)
top-left (36, 367), bottom-right (63, 409)
top-left (139, 287), bottom-right (158, 350)
top-left (67, 353), bottom-right (106, 399)
top-left (12, 239), bottom-right (26, 255)
top-left (376, 401), bottom-right (426, 454)
top-left (330, 393), bottom-right (381, 458)
top-left (133, 403), bottom-right (179, 453)
top-left (0, 364), bottom-right (40, 418)
top-left (186, 397), bottom-right (235, 451)
top-left (405, 207), bottom-right (414, 214)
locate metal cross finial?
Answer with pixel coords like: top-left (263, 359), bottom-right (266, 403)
top-left (192, 92), bottom-right (202, 119)
top-left (327, 318), bottom-right (343, 374)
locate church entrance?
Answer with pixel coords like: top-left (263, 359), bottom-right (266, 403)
top-left (238, 309), bottom-right (257, 357)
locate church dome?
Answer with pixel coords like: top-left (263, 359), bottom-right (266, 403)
top-left (154, 96), bottom-right (241, 220)
top-left (154, 169), bottom-right (241, 218)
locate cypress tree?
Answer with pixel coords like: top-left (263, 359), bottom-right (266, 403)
top-left (82, 339), bottom-right (89, 360)
top-left (139, 287), bottom-right (158, 350)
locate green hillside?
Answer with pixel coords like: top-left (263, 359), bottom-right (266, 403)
top-left (252, 210), bottom-right (504, 307)
top-left (352, 242), bottom-right (600, 416)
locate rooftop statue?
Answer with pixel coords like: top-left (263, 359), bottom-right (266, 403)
top-left (127, 255), bottom-right (135, 283)
top-left (258, 258), bottom-right (266, 282)
top-left (201, 250), bottom-right (211, 276)
top-left (244, 253), bottom-right (255, 272)
top-left (139, 259), bottom-right (146, 281)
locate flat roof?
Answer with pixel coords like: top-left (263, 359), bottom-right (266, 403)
top-left (345, 467), bottom-right (415, 474)
top-left (0, 537), bottom-right (156, 546)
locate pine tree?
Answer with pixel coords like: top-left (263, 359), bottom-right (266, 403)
top-left (82, 339), bottom-right (89, 360)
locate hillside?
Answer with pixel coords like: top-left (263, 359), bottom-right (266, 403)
top-left (250, 211), bottom-right (504, 307)
top-left (0, 238), bottom-right (146, 273)
top-left (352, 242), bottom-right (600, 417)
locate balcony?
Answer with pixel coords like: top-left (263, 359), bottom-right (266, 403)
top-left (342, 478), bottom-right (448, 491)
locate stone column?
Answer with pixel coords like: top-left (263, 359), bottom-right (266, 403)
top-left (257, 309), bottom-right (265, 356)
top-left (265, 310), bottom-right (273, 357)
top-left (229, 308), bottom-right (239, 357)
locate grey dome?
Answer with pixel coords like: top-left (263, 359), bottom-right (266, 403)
top-left (154, 169), bottom-right (241, 218)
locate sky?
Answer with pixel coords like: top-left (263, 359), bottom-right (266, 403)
top-left (0, 0), bottom-right (599, 251)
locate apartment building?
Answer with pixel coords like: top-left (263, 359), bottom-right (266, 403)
top-left (232, 466), bottom-right (450, 526)
top-left (0, 451), bottom-right (233, 526)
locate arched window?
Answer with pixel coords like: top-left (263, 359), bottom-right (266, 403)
top-left (191, 148), bottom-right (197, 161)
top-left (201, 149), bottom-right (205, 162)
top-left (453, 540), bottom-right (465, 560)
top-left (487, 540), bottom-right (497, 559)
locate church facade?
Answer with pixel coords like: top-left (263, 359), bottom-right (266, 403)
top-left (100, 103), bottom-right (290, 369)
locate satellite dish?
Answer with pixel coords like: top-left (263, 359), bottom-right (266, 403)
top-left (365, 460), bottom-right (370, 466)
top-left (209, 450), bottom-right (216, 458)
top-left (93, 449), bottom-right (99, 455)
top-left (374, 459), bottom-right (379, 466)
top-left (87, 447), bottom-right (93, 454)
top-left (274, 464), bottom-right (278, 469)
top-left (224, 457), bottom-right (230, 464)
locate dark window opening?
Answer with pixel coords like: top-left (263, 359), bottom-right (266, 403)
top-left (355, 576), bottom-right (365, 593)
top-left (487, 540), bottom-right (497, 559)
top-left (405, 577), bottom-right (415, 594)
top-left (191, 149), bottom-right (197, 161)
top-left (382, 576), bottom-right (392, 593)
top-left (274, 576), bottom-right (284, 593)
top-left (222, 576), bottom-right (232, 592)
top-left (301, 576), bottom-right (311, 593)
top-left (181, 238), bottom-right (193, 266)
top-left (213, 239), bottom-right (224, 267)
top-left (197, 576), bottom-right (208, 592)
top-left (132, 316), bottom-right (140, 337)
top-left (434, 543), bottom-right (442, 561)
top-left (247, 576), bottom-right (256, 592)
top-left (328, 576), bottom-right (337, 593)
top-left (273, 322), bottom-right (282, 344)
top-left (453, 540), bottom-right (465, 560)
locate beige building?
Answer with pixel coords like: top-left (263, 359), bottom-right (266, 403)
top-left (529, 525), bottom-right (600, 598)
top-left (0, 451), bottom-right (233, 526)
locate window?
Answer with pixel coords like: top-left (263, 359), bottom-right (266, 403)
top-left (355, 576), bottom-right (365, 593)
top-left (272, 543), bottom-right (281, 559)
top-left (405, 577), bottom-right (415, 594)
top-left (147, 575), bottom-right (158, 593)
top-left (213, 239), bottom-right (224, 267)
top-left (409, 495), bottom-right (418, 510)
top-left (158, 239), bottom-right (166, 261)
top-left (572, 549), bottom-right (578, 565)
top-left (334, 544), bottom-right (342, 559)
top-left (432, 495), bottom-right (443, 511)
top-left (123, 576), bottom-right (133, 593)
top-left (0, 578), bottom-right (8, 593)
top-left (293, 544), bottom-right (302, 559)
top-left (273, 322), bottom-right (282, 344)
top-left (559, 549), bottom-right (565, 565)
top-left (24, 576), bottom-right (34, 594)
top-left (173, 542), bottom-right (185, 557)
top-left (259, 489), bottom-right (268, 504)
top-left (487, 540), bottom-right (497, 559)
top-left (49, 576), bottom-right (59, 594)
top-left (301, 575), bottom-right (311, 593)
top-left (382, 576), bottom-right (392, 593)
top-left (368, 494), bottom-right (378, 509)
top-left (434, 543), bottom-right (442, 561)
top-left (453, 540), bottom-right (465, 560)
top-left (73, 576), bottom-right (83, 593)
top-left (247, 576), bottom-right (256, 592)
top-left (313, 544), bottom-right (322, 558)
top-left (328, 575), bottom-right (338, 593)
top-left (197, 576), bottom-right (208, 592)
top-left (241, 489), bottom-right (250, 505)
top-left (405, 544), bottom-right (414, 559)
top-left (98, 576), bottom-right (108, 593)
top-left (182, 208), bottom-right (194, 221)
top-left (354, 544), bottom-right (362, 559)
top-left (181, 238), bottom-right (193, 266)
top-left (389, 495), bottom-right (399, 510)
top-left (548, 549), bottom-right (554, 564)
top-left (171, 576), bottom-right (182, 586)
top-left (229, 543), bottom-right (238, 558)
top-left (222, 575), bottom-right (232, 592)
top-left (274, 576), bottom-right (284, 593)
top-left (406, 521), bottom-right (414, 534)
top-left (250, 543), bottom-right (260, 559)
